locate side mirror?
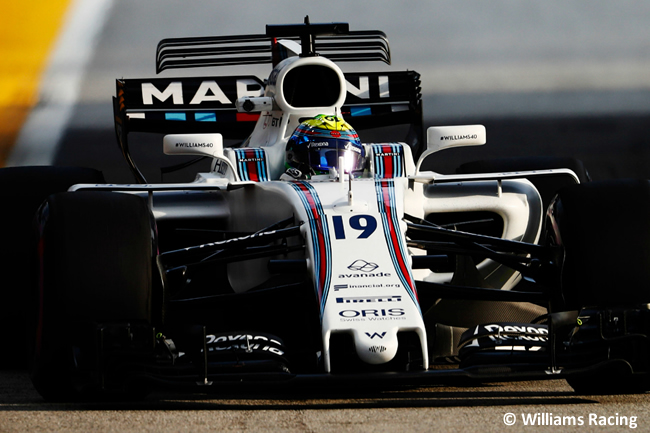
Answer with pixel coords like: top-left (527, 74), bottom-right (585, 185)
top-left (415, 125), bottom-right (486, 172)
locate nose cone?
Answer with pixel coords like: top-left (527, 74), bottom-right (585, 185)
top-left (353, 329), bottom-right (398, 364)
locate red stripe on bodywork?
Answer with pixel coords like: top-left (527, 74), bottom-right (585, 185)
top-left (296, 182), bottom-right (328, 301)
top-left (380, 145), bottom-right (394, 178)
top-left (242, 149), bottom-right (260, 182)
top-left (236, 113), bottom-right (260, 122)
top-left (380, 180), bottom-right (417, 299)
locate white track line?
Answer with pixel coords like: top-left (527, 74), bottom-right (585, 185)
top-left (6, 0), bottom-right (114, 167)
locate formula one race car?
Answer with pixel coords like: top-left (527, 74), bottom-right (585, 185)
top-left (3, 19), bottom-right (650, 400)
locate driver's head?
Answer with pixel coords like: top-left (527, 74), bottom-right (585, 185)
top-left (286, 114), bottom-right (364, 178)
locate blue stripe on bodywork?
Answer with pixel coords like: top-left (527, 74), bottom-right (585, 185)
top-left (290, 181), bottom-right (332, 319)
top-left (195, 112), bottom-right (216, 122)
top-left (374, 179), bottom-right (420, 313)
top-left (350, 106), bottom-right (372, 117)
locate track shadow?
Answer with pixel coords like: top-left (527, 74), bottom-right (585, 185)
top-left (0, 371), bottom-right (600, 412)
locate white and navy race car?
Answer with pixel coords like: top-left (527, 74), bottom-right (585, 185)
top-left (4, 19), bottom-right (650, 400)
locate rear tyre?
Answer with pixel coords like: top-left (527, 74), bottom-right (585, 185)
top-left (549, 180), bottom-right (650, 394)
top-left (0, 166), bottom-right (105, 368)
top-left (30, 191), bottom-right (153, 401)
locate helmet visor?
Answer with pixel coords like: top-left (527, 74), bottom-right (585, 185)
top-left (308, 143), bottom-right (364, 173)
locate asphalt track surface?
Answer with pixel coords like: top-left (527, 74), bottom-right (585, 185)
top-left (1, 370), bottom-right (649, 432)
top-left (4, 1), bottom-right (650, 431)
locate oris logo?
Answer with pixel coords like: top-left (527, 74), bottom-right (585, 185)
top-left (339, 308), bottom-right (405, 318)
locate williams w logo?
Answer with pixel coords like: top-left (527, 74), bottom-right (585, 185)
top-left (365, 332), bottom-right (386, 339)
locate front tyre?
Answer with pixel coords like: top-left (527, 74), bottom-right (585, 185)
top-left (0, 166), bottom-right (105, 367)
top-left (549, 180), bottom-right (650, 394)
top-left (31, 191), bottom-right (154, 401)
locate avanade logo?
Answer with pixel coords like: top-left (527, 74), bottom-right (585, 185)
top-left (347, 260), bottom-right (379, 273)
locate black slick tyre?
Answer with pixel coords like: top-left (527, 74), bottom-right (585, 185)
top-left (549, 180), bottom-right (650, 395)
top-left (0, 166), bottom-right (105, 368)
top-left (30, 191), bottom-right (153, 401)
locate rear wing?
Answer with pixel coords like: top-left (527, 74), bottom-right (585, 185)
top-left (113, 71), bottom-right (422, 182)
top-left (113, 20), bottom-right (423, 182)
top-left (155, 20), bottom-right (390, 72)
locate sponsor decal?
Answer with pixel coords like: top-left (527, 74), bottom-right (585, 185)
top-left (345, 75), bottom-right (390, 100)
top-left (142, 82), bottom-right (183, 105)
top-left (440, 134), bottom-right (478, 141)
top-left (206, 334), bottom-right (281, 345)
top-left (204, 334), bottom-right (285, 356)
top-left (183, 229), bottom-right (276, 251)
top-left (482, 324), bottom-right (548, 342)
top-left (339, 308), bottom-right (406, 322)
top-left (365, 332), bottom-right (386, 339)
top-left (140, 78), bottom-right (263, 106)
top-left (338, 271), bottom-right (391, 279)
top-left (369, 346), bottom-right (387, 353)
top-left (234, 148), bottom-right (268, 182)
top-left (347, 260), bottom-right (379, 273)
top-left (284, 168), bottom-right (302, 179)
top-left (460, 323), bottom-right (548, 355)
top-left (339, 260), bottom-right (391, 279)
top-left (333, 283), bottom-right (389, 291)
top-left (175, 142), bottom-right (214, 148)
top-left (336, 295), bottom-right (401, 304)
top-left (137, 74), bottom-right (396, 108)
top-left (372, 144), bottom-right (405, 179)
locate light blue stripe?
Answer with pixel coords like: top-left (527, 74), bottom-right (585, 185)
top-left (195, 112), bottom-right (216, 122)
top-left (165, 112), bottom-right (186, 121)
top-left (234, 149), bottom-right (248, 181)
top-left (350, 106), bottom-right (372, 117)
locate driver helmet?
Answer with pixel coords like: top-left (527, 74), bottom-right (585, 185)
top-left (286, 114), bottom-right (364, 178)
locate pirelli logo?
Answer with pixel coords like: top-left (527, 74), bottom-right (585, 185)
top-left (336, 295), bottom-right (401, 304)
